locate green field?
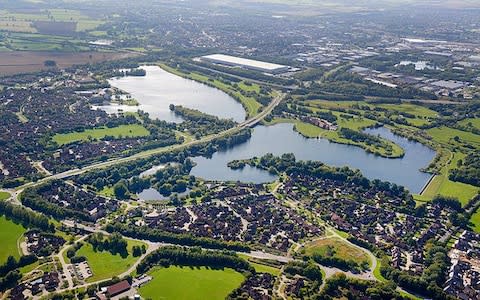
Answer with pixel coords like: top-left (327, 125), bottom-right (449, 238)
top-left (0, 216), bottom-right (26, 264)
top-left (237, 254), bottom-right (281, 276)
top-left (0, 9), bottom-right (103, 33)
top-left (53, 124), bottom-right (150, 146)
top-left (0, 191), bottom-right (10, 201)
top-left (139, 266), bottom-right (244, 300)
top-left (76, 239), bottom-right (147, 282)
top-left (458, 118), bottom-right (480, 130)
top-left (422, 151), bottom-right (479, 205)
top-left (427, 126), bottom-right (480, 148)
top-left (470, 208), bottom-right (480, 233)
top-left (304, 237), bottom-right (370, 267)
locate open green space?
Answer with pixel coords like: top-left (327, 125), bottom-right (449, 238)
top-left (427, 126), bottom-right (480, 148)
top-left (0, 191), bottom-right (10, 201)
top-left (139, 266), bottom-right (244, 300)
top-left (76, 239), bottom-right (146, 282)
top-left (0, 9), bottom-right (103, 33)
top-left (52, 124), bottom-right (150, 146)
top-left (458, 118), bottom-right (480, 130)
top-left (304, 237), bottom-right (370, 267)
top-left (238, 254), bottom-right (281, 276)
top-left (470, 208), bottom-right (480, 233)
top-left (422, 151), bottom-right (478, 205)
top-left (0, 216), bottom-right (26, 264)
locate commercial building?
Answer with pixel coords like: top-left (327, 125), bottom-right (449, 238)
top-left (201, 54), bottom-right (289, 74)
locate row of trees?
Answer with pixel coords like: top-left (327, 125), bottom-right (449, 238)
top-left (105, 222), bottom-right (250, 252)
top-left (136, 246), bottom-right (252, 275)
top-left (0, 199), bottom-right (53, 231)
top-left (87, 233), bottom-right (129, 257)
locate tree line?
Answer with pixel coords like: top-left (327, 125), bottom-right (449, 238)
top-left (136, 246), bottom-right (253, 275)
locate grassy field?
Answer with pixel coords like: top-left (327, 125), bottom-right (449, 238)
top-left (76, 239), bottom-right (146, 282)
top-left (0, 191), bottom-right (10, 201)
top-left (160, 64), bottom-right (264, 118)
top-left (0, 216), bottom-right (26, 264)
top-left (470, 208), bottom-right (480, 233)
top-left (304, 237), bottom-right (370, 266)
top-left (422, 151), bottom-right (479, 205)
top-left (52, 124), bottom-right (150, 146)
top-left (459, 118), bottom-right (480, 130)
top-left (139, 266), bottom-right (244, 300)
top-left (427, 126), bottom-right (480, 148)
top-left (306, 100), bottom-right (437, 127)
top-left (0, 9), bottom-right (103, 33)
top-left (238, 254), bottom-right (281, 276)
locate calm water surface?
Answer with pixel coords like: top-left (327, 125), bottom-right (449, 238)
top-left (102, 66), bottom-right (246, 123)
top-left (191, 124), bottom-right (435, 193)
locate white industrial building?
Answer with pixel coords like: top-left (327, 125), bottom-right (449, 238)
top-left (200, 54), bottom-right (289, 74)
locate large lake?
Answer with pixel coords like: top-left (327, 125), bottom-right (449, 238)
top-left (104, 67), bottom-right (436, 194)
top-left (191, 124), bottom-right (436, 193)
top-left (103, 66), bottom-right (246, 123)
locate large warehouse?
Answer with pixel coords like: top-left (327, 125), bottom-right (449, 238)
top-left (200, 54), bottom-right (289, 74)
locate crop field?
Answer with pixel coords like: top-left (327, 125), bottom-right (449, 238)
top-left (0, 9), bottom-right (103, 34)
top-left (139, 266), bottom-right (244, 300)
top-left (52, 124), bottom-right (150, 146)
top-left (0, 216), bottom-right (26, 264)
top-left (76, 239), bottom-right (146, 282)
top-left (0, 51), bottom-right (136, 76)
top-left (304, 237), bottom-right (370, 266)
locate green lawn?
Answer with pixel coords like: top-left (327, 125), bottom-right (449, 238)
top-left (0, 216), bottom-right (26, 264)
top-left (470, 208), bottom-right (480, 233)
top-left (52, 124), bottom-right (150, 146)
top-left (459, 118), bottom-right (480, 130)
top-left (76, 239), bottom-right (147, 282)
top-left (427, 126), bottom-right (480, 148)
top-left (0, 191), bottom-right (10, 201)
top-left (422, 151), bottom-right (479, 205)
top-left (237, 254), bottom-right (281, 276)
top-left (139, 266), bottom-right (244, 300)
top-left (373, 258), bottom-right (387, 282)
top-left (304, 237), bottom-right (370, 267)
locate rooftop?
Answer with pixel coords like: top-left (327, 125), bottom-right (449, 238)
top-left (201, 54), bottom-right (288, 71)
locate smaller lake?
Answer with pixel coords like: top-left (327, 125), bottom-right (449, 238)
top-left (191, 124), bottom-right (436, 193)
top-left (137, 188), bottom-right (190, 201)
top-left (103, 66), bottom-right (246, 123)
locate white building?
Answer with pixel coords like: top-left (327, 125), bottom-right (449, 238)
top-left (200, 54), bottom-right (289, 74)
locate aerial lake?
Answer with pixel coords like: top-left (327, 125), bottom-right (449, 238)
top-left (105, 67), bottom-right (436, 194)
top-left (103, 65), bottom-right (246, 123)
top-left (191, 124), bottom-right (436, 193)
